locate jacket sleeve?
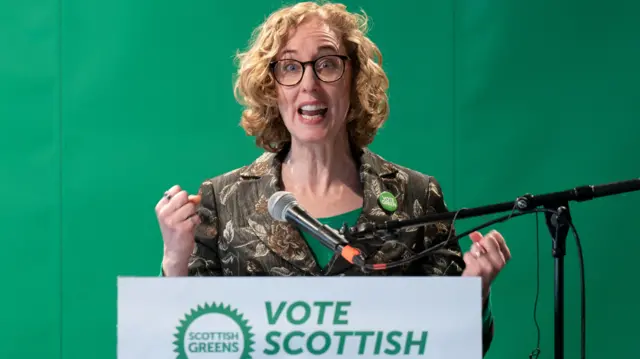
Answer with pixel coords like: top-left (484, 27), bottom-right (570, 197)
top-left (187, 179), bottom-right (224, 276)
top-left (419, 176), bottom-right (495, 356)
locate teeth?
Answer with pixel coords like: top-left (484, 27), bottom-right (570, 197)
top-left (300, 113), bottom-right (324, 121)
top-left (300, 104), bottom-right (327, 111)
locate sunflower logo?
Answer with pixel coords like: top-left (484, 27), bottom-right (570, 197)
top-left (173, 302), bottom-right (255, 359)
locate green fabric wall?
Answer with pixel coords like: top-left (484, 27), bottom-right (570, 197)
top-left (0, 1), bottom-right (61, 358)
top-left (1, 0), bottom-right (638, 358)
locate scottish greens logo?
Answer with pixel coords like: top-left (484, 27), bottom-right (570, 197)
top-left (173, 302), bottom-right (255, 359)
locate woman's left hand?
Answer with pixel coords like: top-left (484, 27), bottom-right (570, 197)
top-left (462, 230), bottom-right (512, 302)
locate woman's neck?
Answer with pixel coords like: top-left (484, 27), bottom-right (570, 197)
top-left (281, 132), bottom-right (361, 197)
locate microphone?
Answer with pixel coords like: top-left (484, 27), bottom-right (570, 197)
top-left (268, 191), bottom-right (366, 268)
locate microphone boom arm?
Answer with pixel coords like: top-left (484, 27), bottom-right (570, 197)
top-left (346, 178), bottom-right (640, 237)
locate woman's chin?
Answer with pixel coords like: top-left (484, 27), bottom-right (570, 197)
top-left (291, 128), bottom-right (333, 144)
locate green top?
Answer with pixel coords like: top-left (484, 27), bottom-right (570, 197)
top-left (298, 207), bottom-right (363, 268)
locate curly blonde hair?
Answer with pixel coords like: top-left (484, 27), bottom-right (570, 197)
top-left (233, 1), bottom-right (390, 153)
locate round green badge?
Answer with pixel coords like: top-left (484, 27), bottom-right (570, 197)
top-left (378, 191), bottom-right (398, 212)
top-left (173, 302), bottom-right (255, 359)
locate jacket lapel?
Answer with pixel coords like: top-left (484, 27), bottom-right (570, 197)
top-left (324, 148), bottom-right (413, 275)
top-left (240, 151), bottom-right (322, 275)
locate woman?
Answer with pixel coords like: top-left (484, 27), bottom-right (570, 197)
top-left (155, 1), bottom-right (511, 355)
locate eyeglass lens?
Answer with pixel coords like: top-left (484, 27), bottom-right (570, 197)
top-left (273, 55), bottom-right (344, 85)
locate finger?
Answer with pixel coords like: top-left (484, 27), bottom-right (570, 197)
top-left (469, 231), bottom-right (483, 243)
top-left (490, 230), bottom-right (512, 261)
top-left (155, 185), bottom-right (182, 212)
top-left (476, 255), bottom-right (496, 280)
top-left (480, 233), bottom-right (506, 268)
top-left (471, 241), bottom-right (486, 258)
top-left (169, 190), bottom-right (189, 208)
top-left (159, 190), bottom-right (188, 218)
top-left (164, 185), bottom-right (182, 200)
top-left (167, 201), bottom-right (196, 226)
top-left (462, 252), bottom-right (481, 276)
top-left (155, 197), bottom-right (166, 213)
top-left (189, 213), bottom-right (202, 226)
top-left (176, 212), bottom-right (200, 230)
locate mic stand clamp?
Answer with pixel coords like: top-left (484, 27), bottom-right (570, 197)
top-left (340, 222), bottom-right (400, 243)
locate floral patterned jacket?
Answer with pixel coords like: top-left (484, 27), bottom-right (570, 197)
top-left (182, 145), bottom-right (494, 354)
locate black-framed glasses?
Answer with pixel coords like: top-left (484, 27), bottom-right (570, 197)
top-left (269, 55), bottom-right (349, 86)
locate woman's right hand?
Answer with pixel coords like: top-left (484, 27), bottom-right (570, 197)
top-left (155, 184), bottom-right (201, 276)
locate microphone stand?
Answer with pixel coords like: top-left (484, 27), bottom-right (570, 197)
top-left (346, 178), bottom-right (640, 359)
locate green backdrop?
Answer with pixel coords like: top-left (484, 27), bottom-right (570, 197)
top-left (1, 0), bottom-right (638, 358)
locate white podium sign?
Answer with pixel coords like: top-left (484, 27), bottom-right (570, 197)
top-left (117, 276), bottom-right (482, 359)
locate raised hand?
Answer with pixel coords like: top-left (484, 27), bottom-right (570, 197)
top-left (462, 230), bottom-right (512, 301)
top-left (155, 184), bottom-right (201, 276)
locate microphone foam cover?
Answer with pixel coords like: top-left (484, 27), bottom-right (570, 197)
top-left (268, 191), bottom-right (296, 222)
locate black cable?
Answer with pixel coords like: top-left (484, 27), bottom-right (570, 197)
top-left (568, 220), bottom-right (586, 359)
top-left (363, 207), bottom-right (536, 271)
top-left (530, 212), bottom-right (541, 359)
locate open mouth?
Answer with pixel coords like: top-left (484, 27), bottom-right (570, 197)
top-left (298, 104), bottom-right (328, 120)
